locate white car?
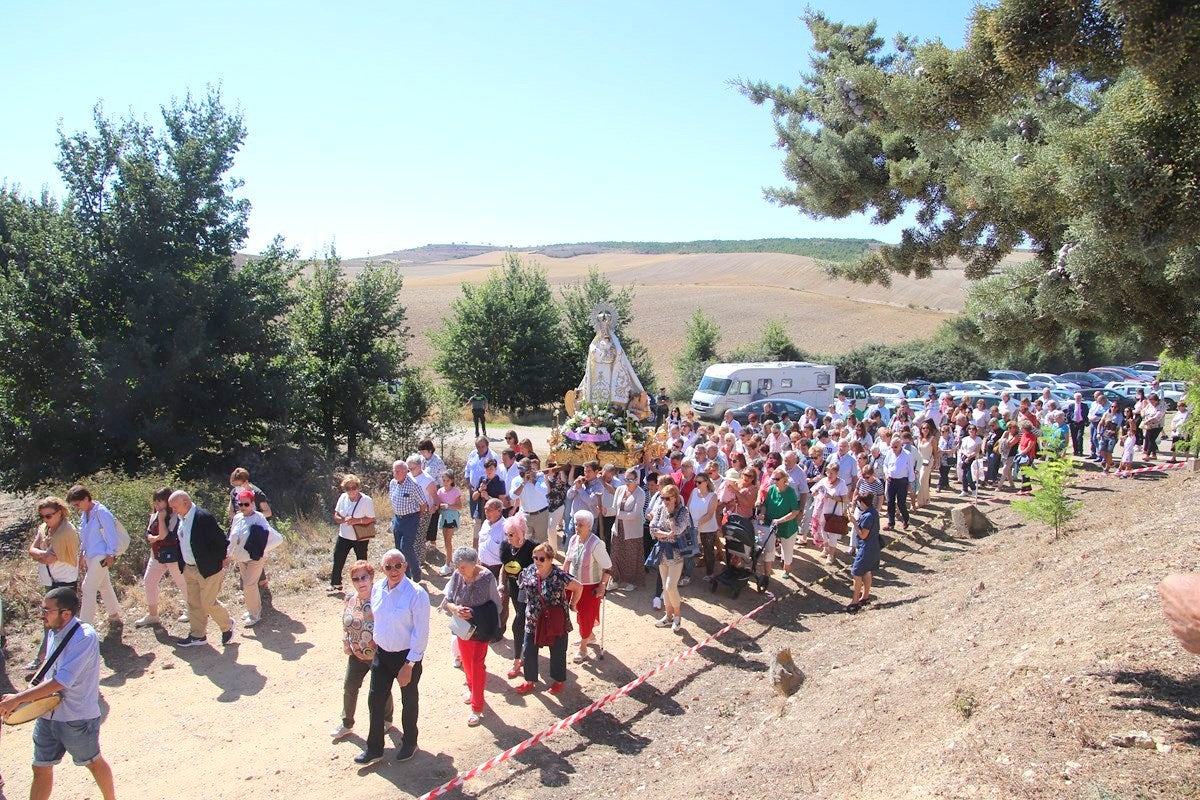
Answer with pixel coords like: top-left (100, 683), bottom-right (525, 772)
top-left (867, 383), bottom-right (906, 405)
top-left (989, 379), bottom-right (1033, 391)
top-left (1028, 373), bottom-right (1081, 390)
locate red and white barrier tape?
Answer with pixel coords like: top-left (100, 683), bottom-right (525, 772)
top-left (416, 593), bottom-right (776, 800)
top-left (1075, 460), bottom-right (1187, 482)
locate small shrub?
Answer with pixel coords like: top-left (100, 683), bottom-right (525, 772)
top-left (953, 688), bottom-right (977, 719)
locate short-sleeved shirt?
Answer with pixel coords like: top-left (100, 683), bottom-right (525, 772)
top-left (764, 484), bottom-right (801, 539)
top-left (499, 538), bottom-right (536, 597)
top-left (388, 477), bottom-right (424, 516)
top-left (517, 565), bottom-right (575, 634)
top-left (343, 591), bottom-right (381, 663)
top-left (44, 620), bottom-right (101, 721)
top-left (336, 492), bottom-right (376, 541)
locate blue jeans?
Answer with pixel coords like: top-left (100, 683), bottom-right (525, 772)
top-left (391, 513), bottom-right (421, 582)
top-left (33, 716), bottom-right (101, 767)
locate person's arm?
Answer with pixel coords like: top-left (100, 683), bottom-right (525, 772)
top-left (1160, 573), bottom-right (1200, 654)
top-left (566, 578), bottom-right (584, 610)
top-left (29, 526), bottom-right (54, 564)
top-left (0, 677), bottom-right (66, 715)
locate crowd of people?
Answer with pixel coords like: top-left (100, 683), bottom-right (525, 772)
top-left (5, 387), bottom-right (1189, 787)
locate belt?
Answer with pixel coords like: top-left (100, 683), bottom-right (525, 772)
top-left (525, 508), bottom-right (548, 515)
top-left (394, 512), bottom-right (420, 519)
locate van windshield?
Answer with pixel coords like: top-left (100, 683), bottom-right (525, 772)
top-left (698, 376), bottom-right (732, 395)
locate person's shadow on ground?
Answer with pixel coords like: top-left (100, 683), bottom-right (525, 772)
top-left (243, 607), bottom-right (312, 662)
top-left (153, 629), bottom-right (266, 702)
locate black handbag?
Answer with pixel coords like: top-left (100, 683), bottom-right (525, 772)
top-left (467, 601), bottom-right (500, 642)
top-left (156, 544), bottom-right (182, 564)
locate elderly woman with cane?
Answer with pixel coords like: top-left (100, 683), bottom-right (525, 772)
top-left (563, 509), bottom-right (612, 663)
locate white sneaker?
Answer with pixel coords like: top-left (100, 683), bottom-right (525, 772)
top-left (652, 597), bottom-right (663, 610)
top-left (672, 616), bottom-right (682, 633)
top-left (654, 615), bottom-right (673, 628)
top-left (330, 723), bottom-right (353, 740)
top-left (133, 615), bottom-right (160, 628)
top-left (439, 564), bottom-right (453, 577)
top-left (177, 613), bottom-right (190, 623)
top-left (243, 615), bottom-right (262, 627)
top-left (620, 583), bottom-right (636, 592)
top-left (678, 576), bottom-right (691, 587)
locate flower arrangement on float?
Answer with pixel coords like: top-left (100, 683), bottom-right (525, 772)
top-left (559, 403), bottom-right (651, 451)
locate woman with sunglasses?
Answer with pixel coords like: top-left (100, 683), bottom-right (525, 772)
top-left (499, 515), bottom-right (536, 679)
top-left (610, 468), bottom-right (646, 591)
top-left (649, 485), bottom-right (692, 632)
top-left (134, 487), bottom-right (188, 628)
top-left (25, 497), bottom-right (80, 672)
top-left (228, 490), bottom-right (272, 626)
top-left (761, 468), bottom-right (802, 582)
top-left (330, 560), bottom-right (392, 741)
top-left (688, 470), bottom-right (721, 579)
top-left (514, 543), bottom-right (582, 695)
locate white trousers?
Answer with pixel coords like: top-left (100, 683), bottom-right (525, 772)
top-left (80, 555), bottom-right (121, 623)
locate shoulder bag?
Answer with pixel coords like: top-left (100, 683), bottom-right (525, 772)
top-left (3, 622), bottom-right (81, 725)
top-left (823, 499), bottom-right (849, 535)
top-left (347, 497), bottom-right (375, 541)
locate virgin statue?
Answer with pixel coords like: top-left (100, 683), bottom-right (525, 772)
top-left (574, 302), bottom-right (650, 419)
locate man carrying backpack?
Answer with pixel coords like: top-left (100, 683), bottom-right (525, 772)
top-left (65, 485), bottom-right (123, 626)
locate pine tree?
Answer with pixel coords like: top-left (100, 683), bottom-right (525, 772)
top-left (673, 309), bottom-right (722, 399)
top-left (1012, 426), bottom-right (1082, 539)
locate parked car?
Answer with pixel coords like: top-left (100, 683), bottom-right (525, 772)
top-left (1089, 367), bottom-right (1138, 384)
top-left (726, 398), bottom-right (815, 425)
top-left (961, 380), bottom-right (995, 392)
top-left (933, 382), bottom-right (972, 394)
top-left (867, 383), bottom-right (906, 404)
top-left (1158, 381), bottom-right (1187, 410)
top-left (1057, 371), bottom-right (1107, 389)
top-left (1128, 360), bottom-right (1162, 377)
top-left (1028, 373), bottom-right (1081, 390)
top-left (989, 369), bottom-right (1029, 381)
top-left (990, 379), bottom-right (1033, 391)
top-left (1092, 366), bottom-right (1151, 383)
top-left (1098, 388), bottom-right (1138, 412)
top-left (835, 382), bottom-right (870, 405)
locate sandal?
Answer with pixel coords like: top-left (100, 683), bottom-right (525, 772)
top-left (571, 651), bottom-right (587, 664)
top-left (506, 664), bottom-right (523, 679)
top-left (845, 601), bottom-right (860, 613)
top-left (514, 681), bottom-right (537, 695)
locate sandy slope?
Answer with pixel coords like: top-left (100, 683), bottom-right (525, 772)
top-left (2, 459), bottom-right (1196, 800)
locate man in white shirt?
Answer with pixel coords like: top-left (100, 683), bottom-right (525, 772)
top-left (883, 438), bottom-right (914, 531)
top-left (998, 392), bottom-right (1019, 419)
top-left (835, 439), bottom-right (858, 485)
top-left (464, 437), bottom-right (499, 528)
top-left (722, 410), bottom-right (741, 437)
top-left (872, 397), bottom-right (892, 426)
top-left (782, 450), bottom-right (812, 538)
top-left (1088, 392), bottom-right (1110, 460)
top-left (358, 549), bottom-right (430, 767)
top-left (511, 459), bottom-right (550, 542)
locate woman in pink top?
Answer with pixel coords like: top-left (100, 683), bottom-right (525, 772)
top-left (436, 471), bottom-right (463, 577)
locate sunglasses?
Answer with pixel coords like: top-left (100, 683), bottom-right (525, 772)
top-left (39, 511), bottom-right (58, 519)
top-left (383, 563), bottom-right (405, 571)
top-left (533, 556), bottom-right (548, 563)
top-left (351, 574), bottom-right (372, 582)
top-left (238, 502), bottom-right (253, 508)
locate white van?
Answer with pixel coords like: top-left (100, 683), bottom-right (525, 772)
top-left (690, 362), bottom-right (836, 420)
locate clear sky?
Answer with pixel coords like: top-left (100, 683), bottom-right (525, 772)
top-left (2, 1), bottom-right (976, 257)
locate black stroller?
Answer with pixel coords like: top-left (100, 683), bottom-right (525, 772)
top-left (710, 514), bottom-right (769, 598)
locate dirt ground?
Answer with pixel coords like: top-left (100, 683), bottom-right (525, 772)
top-left (2, 458), bottom-right (1197, 799)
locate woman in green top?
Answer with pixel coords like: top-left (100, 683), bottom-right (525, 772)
top-left (761, 467), bottom-right (803, 583)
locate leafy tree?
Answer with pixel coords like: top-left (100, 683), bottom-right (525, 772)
top-left (727, 319), bottom-right (810, 363)
top-left (740, 4), bottom-right (1200, 356)
top-left (1012, 426), bottom-right (1082, 539)
top-left (430, 253), bottom-right (568, 412)
top-left (1160, 355), bottom-right (1200, 456)
top-left (559, 266), bottom-right (656, 391)
top-left (673, 309), bottom-right (722, 399)
top-left (291, 249), bottom-right (410, 462)
top-left (0, 90), bottom-right (301, 488)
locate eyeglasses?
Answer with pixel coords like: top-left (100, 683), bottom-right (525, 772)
top-left (774, 476), bottom-right (787, 482)
top-left (533, 556), bottom-right (548, 563)
top-left (382, 563), bottom-right (405, 572)
top-left (39, 511), bottom-right (58, 519)
top-left (39, 605), bottom-right (60, 615)
top-left (238, 502), bottom-right (253, 508)
top-left (625, 477), bottom-right (636, 482)
top-left (351, 574), bottom-right (372, 582)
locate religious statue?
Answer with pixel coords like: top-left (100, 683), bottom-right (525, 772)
top-left (568, 302), bottom-right (651, 419)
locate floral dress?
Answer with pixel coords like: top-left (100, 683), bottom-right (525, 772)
top-left (516, 564), bottom-right (574, 635)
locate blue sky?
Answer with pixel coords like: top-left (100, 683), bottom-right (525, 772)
top-left (2, 1), bottom-right (976, 257)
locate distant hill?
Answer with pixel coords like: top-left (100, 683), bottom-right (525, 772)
top-left (334, 237), bottom-right (882, 271)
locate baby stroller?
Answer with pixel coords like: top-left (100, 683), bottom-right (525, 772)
top-left (710, 514), bottom-right (769, 598)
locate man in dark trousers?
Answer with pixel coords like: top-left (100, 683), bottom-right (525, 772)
top-left (356, 549), bottom-right (430, 766)
top-left (168, 491), bottom-right (235, 647)
top-left (1068, 392), bottom-right (1088, 457)
top-left (468, 389), bottom-right (489, 438)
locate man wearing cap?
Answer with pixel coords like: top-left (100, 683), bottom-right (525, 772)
top-left (467, 389), bottom-right (489, 438)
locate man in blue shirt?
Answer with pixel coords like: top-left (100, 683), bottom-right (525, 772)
top-left (0, 587), bottom-right (117, 800)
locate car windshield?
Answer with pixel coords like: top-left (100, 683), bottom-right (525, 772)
top-left (698, 376), bottom-right (732, 395)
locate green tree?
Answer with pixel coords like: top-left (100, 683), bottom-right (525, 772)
top-left (740, 4), bottom-right (1200, 356)
top-left (1012, 426), bottom-right (1083, 539)
top-left (728, 319), bottom-right (809, 363)
top-left (430, 253), bottom-right (568, 412)
top-left (559, 266), bottom-right (656, 390)
top-left (291, 249), bottom-right (410, 462)
top-left (1160, 355), bottom-right (1200, 456)
top-left (673, 309), bottom-right (722, 399)
top-left (0, 90), bottom-right (301, 488)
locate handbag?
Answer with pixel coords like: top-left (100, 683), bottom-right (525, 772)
top-left (534, 603), bottom-right (568, 646)
top-left (156, 543), bottom-right (182, 564)
top-left (823, 501), bottom-right (849, 535)
top-left (448, 613), bottom-right (475, 641)
top-left (347, 497), bottom-right (375, 540)
top-left (679, 521), bottom-right (701, 558)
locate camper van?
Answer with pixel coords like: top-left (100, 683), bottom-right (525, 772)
top-left (690, 362), bottom-right (836, 420)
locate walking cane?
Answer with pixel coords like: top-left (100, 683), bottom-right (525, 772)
top-left (597, 582), bottom-right (607, 660)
